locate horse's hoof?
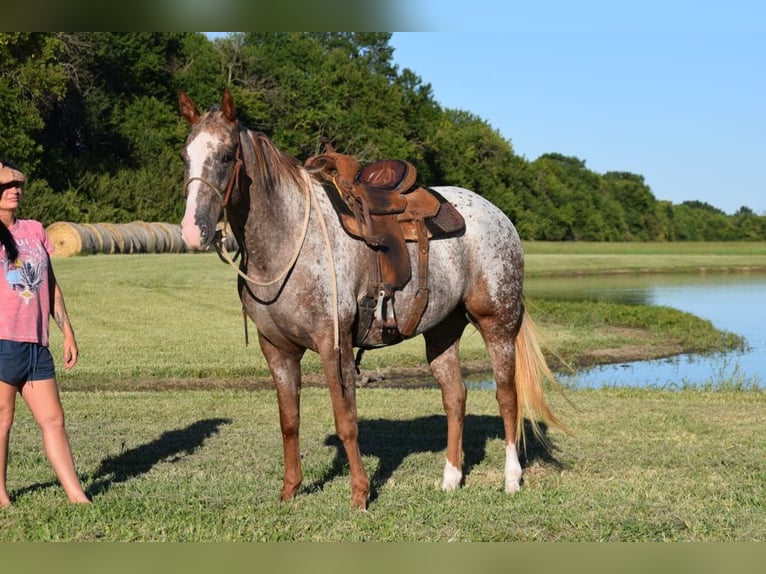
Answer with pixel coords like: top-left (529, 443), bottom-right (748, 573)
top-left (441, 460), bottom-right (463, 491)
top-left (504, 444), bottom-right (522, 493)
top-left (279, 487), bottom-right (299, 502)
top-left (504, 480), bottom-right (521, 493)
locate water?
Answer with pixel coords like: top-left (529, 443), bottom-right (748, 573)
top-left (494, 273), bottom-right (766, 389)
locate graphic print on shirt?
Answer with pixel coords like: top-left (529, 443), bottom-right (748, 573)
top-left (3, 243), bottom-right (46, 303)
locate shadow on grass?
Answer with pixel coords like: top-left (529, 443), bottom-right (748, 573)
top-left (10, 418), bottom-right (231, 503)
top-left (308, 414), bottom-right (561, 504)
top-left (84, 417), bottom-right (232, 499)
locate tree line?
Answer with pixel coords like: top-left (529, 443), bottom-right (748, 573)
top-left (1, 32), bottom-right (763, 240)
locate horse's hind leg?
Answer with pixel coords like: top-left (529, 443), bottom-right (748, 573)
top-left (423, 311), bottom-right (469, 491)
top-left (257, 333), bottom-right (305, 502)
top-left (474, 315), bottom-right (524, 493)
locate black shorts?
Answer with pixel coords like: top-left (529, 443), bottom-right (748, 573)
top-left (0, 340), bottom-right (56, 387)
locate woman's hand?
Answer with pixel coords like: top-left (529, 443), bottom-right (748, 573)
top-left (63, 332), bottom-right (79, 370)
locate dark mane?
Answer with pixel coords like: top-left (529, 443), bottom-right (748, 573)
top-left (241, 128), bottom-right (303, 194)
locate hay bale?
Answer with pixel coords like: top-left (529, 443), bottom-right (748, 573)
top-left (152, 222), bottom-right (187, 253)
top-left (146, 222), bottom-right (169, 252)
top-left (89, 224), bottom-right (117, 254)
top-left (97, 223), bottom-right (129, 254)
top-left (134, 221), bottom-right (160, 253)
top-left (46, 222), bottom-right (99, 257)
top-left (80, 223), bottom-right (104, 253)
top-left (122, 222), bottom-right (154, 254)
top-left (44, 220), bottom-right (232, 255)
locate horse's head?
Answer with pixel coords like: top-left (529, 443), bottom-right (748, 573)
top-left (178, 88), bottom-right (241, 250)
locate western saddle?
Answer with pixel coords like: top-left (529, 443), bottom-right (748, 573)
top-left (306, 141), bottom-right (465, 347)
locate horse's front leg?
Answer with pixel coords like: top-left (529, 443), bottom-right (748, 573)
top-left (424, 313), bottom-right (468, 491)
top-left (258, 332), bottom-right (305, 502)
top-left (320, 337), bottom-right (370, 509)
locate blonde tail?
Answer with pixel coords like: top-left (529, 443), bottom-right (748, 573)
top-left (514, 310), bottom-right (568, 448)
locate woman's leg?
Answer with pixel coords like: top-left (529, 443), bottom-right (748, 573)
top-left (0, 382), bottom-right (17, 507)
top-left (20, 378), bottom-right (90, 503)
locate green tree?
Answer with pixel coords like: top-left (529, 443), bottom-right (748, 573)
top-left (602, 171), bottom-right (659, 240)
top-left (427, 109), bottom-right (516, 197)
top-left (0, 33), bottom-right (68, 172)
top-left (2, 32), bottom-right (762, 240)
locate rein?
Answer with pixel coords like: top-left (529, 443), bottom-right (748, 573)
top-left (183, 132), bottom-right (310, 288)
top-left (192, 131), bottom-right (340, 352)
top-left (213, 181), bottom-right (312, 289)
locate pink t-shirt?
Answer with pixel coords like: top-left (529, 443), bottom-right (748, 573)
top-left (0, 219), bottom-right (54, 346)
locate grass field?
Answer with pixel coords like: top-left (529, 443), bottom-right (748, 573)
top-left (1, 242), bottom-right (763, 541)
top-left (523, 241), bottom-right (766, 276)
top-left (1, 387), bottom-right (764, 541)
top-left (46, 246), bottom-right (749, 389)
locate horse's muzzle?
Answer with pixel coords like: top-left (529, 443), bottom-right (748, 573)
top-left (181, 216), bottom-right (208, 251)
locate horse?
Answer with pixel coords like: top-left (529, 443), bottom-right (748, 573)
top-left (178, 88), bottom-right (565, 509)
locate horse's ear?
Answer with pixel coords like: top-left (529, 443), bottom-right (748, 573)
top-left (221, 87), bottom-right (236, 122)
top-left (178, 91), bottom-right (200, 125)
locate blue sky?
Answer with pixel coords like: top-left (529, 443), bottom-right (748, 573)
top-left (206, 3), bottom-right (765, 214)
top-left (387, 3), bottom-right (765, 215)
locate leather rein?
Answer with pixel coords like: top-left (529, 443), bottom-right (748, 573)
top-left (182, 130), bottom-right (340, 351)
top-left (183, 132), bottom-right (311, 289)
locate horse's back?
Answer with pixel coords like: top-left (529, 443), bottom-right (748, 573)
top-left (410, 186), bottom-right (524, 331)
top-left (431, 185), bottom-right (524, 269)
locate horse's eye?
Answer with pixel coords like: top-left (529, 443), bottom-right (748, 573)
top-left (222, 153), bottom-right (234, 163)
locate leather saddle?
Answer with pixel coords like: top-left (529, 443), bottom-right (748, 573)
top-left (306, 141), bottom-right (465, 346)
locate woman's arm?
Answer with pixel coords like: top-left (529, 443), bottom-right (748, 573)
top-left (50, 265), bottom-right (79, 370)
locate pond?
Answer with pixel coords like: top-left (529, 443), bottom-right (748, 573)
top-left (513, 272), bottom-right (766, 389)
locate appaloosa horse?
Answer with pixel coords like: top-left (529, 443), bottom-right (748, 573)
top-left (179, 88), bottom-right (564, 509)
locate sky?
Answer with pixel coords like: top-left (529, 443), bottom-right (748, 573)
top-left (204, 1), bottom-right (765, 214)
top-left (387, 2), bottom-right (765, 215)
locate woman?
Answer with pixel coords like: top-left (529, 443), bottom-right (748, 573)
top-left (0, 162), bottom-right (90, 506)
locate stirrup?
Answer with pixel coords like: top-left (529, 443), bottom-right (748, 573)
top-left (373, 289), bottom-right (396, 327)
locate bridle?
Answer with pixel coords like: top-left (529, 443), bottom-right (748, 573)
top-left (183, 136), bottom-right (244, 215)
top-left (181, 128), bottom-right (340, 352)
top-left (181, 130), bottom-right (314, 288)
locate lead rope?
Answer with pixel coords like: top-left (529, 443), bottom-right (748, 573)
top-left (213, 170), bottom-right (340, 352)
top-left (310, 172), bottom-right (341, 352)
top-left (213, 172), bottom-right (311, 289)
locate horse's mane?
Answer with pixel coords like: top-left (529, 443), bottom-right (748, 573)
top-left (240, 127), bottom-right (304, 194)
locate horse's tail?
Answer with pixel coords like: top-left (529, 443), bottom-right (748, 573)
top-left (514, 309), bottom-right (569, 448)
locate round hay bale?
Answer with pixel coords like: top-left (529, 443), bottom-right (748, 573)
top-left (151, 223), bottom-right (174, 253)
top-left (122, 222), bottom-right (154, 254)
top-left (80, 223), bottom-right (104, 253)
top-left (146, 222), bottom-right (169, 253)
top-left (89, 224), bottom-right (117, 254)
top-left (121, 224), bottom-right (141, 254)
top-left (46, 222), bottom-right (99, 257)
top-left (134, 221), bottom-right (160, 253)
top-left (98, 223), bottom-right (128, 254)
top-left (153, 222), bottom-right (186, 253)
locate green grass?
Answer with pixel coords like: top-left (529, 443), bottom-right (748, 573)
top-left (4, 243), bottom-right (760, 541)
top-left (523, 241), bottom-right (766, 276)
top-left (1, 387), bottom-right (764, 541)
top-left (48, 250), bottom-right (746, 389)
top-left (523, 240), bottom-right (766, 255)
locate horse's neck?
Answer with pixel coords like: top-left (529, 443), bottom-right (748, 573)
top-left (233, 162), bottom-right (311, 274)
